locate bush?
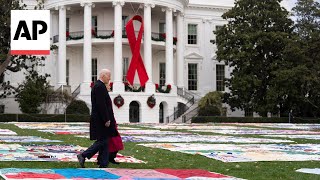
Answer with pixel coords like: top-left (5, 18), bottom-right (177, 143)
top-left (66, 100), bottom-right (90, 115)
top-left (198, 105), bottom-right (221, 116)
top-left (198, 91), bottom-right (224, 116)
top-left (192, 116), bottom-right (320, 123)
top-left (0, 114), bottom-right (90, 122)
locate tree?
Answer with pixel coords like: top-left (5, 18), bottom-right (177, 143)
top-left (290, 0), bottom-right (320, 117)
top-left (1, 0), bottom-right (48, 99)
top-left (215, 0), bottom-right (294, 116)
top-left (0, 0), bottom-right (26, 76)
top-left (16, 70), bottom-right (50, 113)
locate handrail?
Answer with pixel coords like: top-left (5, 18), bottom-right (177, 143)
top-left (167, 88), bottom-right (199, 123)
top-left (72, 84), bottom-right (81, 99)
top-left (169, 97), bottom-right (195, 123)
top-left (182, 106), bottom-right (199, 123)
top-left (177, 87), bottom-right (193, 100)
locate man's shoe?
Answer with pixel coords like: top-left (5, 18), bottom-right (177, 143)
top-left (98, 165), bottom-right (108, 168)
top-left (110, 160), bottom-right (120, 165)
top-left (77, 154), bottom-right (85, 168)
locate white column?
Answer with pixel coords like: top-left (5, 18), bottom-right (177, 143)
top-left (144, 3), bottom-right (155, 93)
top-left (112, 1), bottom-right (125, 92)
top-left (79, 2), bottom-right (94, 96)
top-left (57, 6), bottom-right (66, 86)
top-left (164, 8), bottom-right (175, 90)
top-left (176, 12), bottom-right (184, 88)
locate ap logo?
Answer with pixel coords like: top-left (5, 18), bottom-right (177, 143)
top-left (11, 10), bottom-right (50, 55)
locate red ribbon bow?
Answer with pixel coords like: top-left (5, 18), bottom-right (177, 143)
top-left (125, 15), bottom-right (149, 87)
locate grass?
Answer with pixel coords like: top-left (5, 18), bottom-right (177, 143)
top-left (0, 123), bottom-right (319, 180)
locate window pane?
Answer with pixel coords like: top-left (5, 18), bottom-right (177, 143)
top-left (159, 63), bottom-right (166, 86)
top-left (92, 58), bottom-right (97, 82)
top-left (159, 23), bottom-right (166, 34)
top-left (66, 59), bottom-right (69, 85)
top-left (216, 64), bottom-right (225, 91)
top-left (188, 63), bottom-right (197, 90)
top-left (188, 24), bottom-right (197, 45)
top-left (123, 57), bottom-right (129, 82)
top-left (245, 108), bottom-right (253, 117)
top-left (122, 16), bottom-right (128, 31)
top-left (92, 16), bottom-right (97, 33)
top-left (216, 25), bottom-right (223, 31)
top-left (66, 18), bottom-right (70, 32)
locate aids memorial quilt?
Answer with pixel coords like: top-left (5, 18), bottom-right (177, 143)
top-left (139, 143), bottom-right (320, 162)
top-left (0, 168), bottom-right (246, 180)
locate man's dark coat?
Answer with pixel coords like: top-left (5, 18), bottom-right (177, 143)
top-left (90, 80), bottom-right (117, 140)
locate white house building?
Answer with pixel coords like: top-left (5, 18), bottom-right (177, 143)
top-left (2, 0), bottom-right (254, 122)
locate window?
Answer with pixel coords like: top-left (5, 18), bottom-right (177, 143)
top-left (66, 59), bottom-right (69, 85)
top-left (216, 64), bottom-right (225, 91)
top-left (271, 112), bottom-right (279, 117)
top-left (0, 105), bottom-right (4, 114)
top-left (188, 24), bottom-right (197, 44)
top-left (0, 73), bottom-right (3, 83)
top-left (215, 25), bottom-right (223, 31)
top-left (159, 22), bottom-right (166, 33)
top-left (92, 16), bottom-right (97, 34)
top-left (188, 63), bottom-right (197, 90)
top-left (123, 57), bottom-right (129, 82)
top-left (122, 16), bottom-right (128, 35)
top-left (159, 63), bottom-right (166, 86)
top-left (92, 58), bottom-right (97, 82)
top-left (66, 18), bottom-right (70, 32)
top-left (245, 108), bottom-right (254, 117)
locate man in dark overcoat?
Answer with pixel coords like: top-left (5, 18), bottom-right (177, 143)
top-left (77, 69), bottom-right (117, 168)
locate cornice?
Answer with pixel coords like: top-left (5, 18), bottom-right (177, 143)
top-left (187, 4), bottom-right (231, 11)
top-left (45, 0), bottom-right (187, 12)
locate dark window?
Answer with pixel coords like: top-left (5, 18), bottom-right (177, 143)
top-left (0, 105), bottom-right (4, 114)
top-left (66, 18), bottom-right (70, 32)
top-left (188, 24), bottom-right (197, 44)
top-left (216, 64), bottom-right (225, 91)
top-left (92, 16), bottom-right (97, 34)
top-left (92, 58), bottom-right (97, 82)
top-left (188, 63), bottom-right (197, 90)
top-left (245, 108), bottom-right (254, 117)
top-left (159, 63), bottom-right (166, 86)
top-left (159, 22), bottom-right (166, 33)
top-left (123, 57), bottom-right (129, 82)
top-left (66, 59), bottom-right (69, 85)
top-left (122, 16), bottom-right (128, 35)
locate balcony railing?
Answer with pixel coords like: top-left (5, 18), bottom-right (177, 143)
top-left (53, 30), bottom-right (177, 44)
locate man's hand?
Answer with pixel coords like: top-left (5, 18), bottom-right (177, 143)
top-left (105, 120), bottom-right (111, 127)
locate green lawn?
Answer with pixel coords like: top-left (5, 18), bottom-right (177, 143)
top-left (0, 123), bottom-right (319, 180)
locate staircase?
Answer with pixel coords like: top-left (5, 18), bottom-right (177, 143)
top-left (72, 84), bottom-right (81, 99)
top-left (166, 88), bottom-right (201, 123)
top-left (181, 106), bottom-right (199, 123)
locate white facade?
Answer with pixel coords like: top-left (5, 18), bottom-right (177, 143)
top-left (2, 0), bottom-right (249, 121)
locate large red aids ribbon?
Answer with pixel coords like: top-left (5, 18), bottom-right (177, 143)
top-left (125, 15), bottom-right (149, 87)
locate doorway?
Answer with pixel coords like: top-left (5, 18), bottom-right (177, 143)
top-left (129, 101), bottom-right (140, 123)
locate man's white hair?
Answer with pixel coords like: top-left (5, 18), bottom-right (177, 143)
top-left (99, 69), bottom-right (111, 78)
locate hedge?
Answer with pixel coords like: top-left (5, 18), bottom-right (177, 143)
top-left (0, 114), bottom-right (90, 122)
top-left (192, 116), bottom-right (320, 124)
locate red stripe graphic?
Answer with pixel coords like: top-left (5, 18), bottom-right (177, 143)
top-left (10, 50), bottom-right (50, 55)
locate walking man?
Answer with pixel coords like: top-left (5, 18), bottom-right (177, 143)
top-left (77, 69), bottom-right (117, 168)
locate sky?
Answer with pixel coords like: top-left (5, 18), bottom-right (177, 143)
top-left (281, 0), bottom-right (297, 11)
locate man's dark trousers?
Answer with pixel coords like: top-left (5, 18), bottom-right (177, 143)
top-left (82, 138), bottom-right (109, 167)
